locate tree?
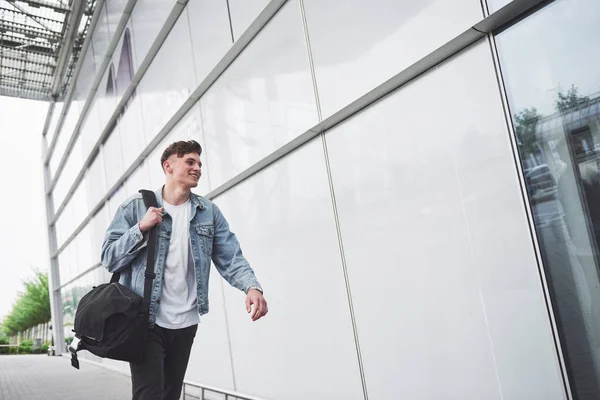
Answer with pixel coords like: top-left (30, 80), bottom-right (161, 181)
top-left (1, 271), bottom-right (51, 336)
top-left (514, 107), bottom-right (543, 155)
top-left (555, 84), bottom-right (590, 113)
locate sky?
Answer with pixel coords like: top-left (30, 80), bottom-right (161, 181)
top-left (0, 96), bottom-right (49, 319)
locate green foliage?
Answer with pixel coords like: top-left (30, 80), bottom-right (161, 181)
top-left (0, 336), bottom-right (7, 355)
top-left (1, 271), bottom-right (51, 336)
top-left (555, 84), bottom-right (590, 113)
top-left (514, 107), bottom-right (543, 155)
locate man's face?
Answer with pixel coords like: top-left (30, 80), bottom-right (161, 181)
top-left (164, 152), bottom-right (202, 188)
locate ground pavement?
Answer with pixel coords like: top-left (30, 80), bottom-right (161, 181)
top-left (0, 354), bottom-right (131, 400)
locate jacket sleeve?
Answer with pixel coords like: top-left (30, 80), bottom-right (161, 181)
top-left (211, 204), bottom-right (262, 294)
top-left (101, 202), bottom-right (148, 274)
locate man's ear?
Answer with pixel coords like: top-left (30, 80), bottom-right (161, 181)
top-left (163, 159), bottom-right (171, 174)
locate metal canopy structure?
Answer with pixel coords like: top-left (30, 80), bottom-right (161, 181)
top-left (0, 0), bottom-right (95, 102)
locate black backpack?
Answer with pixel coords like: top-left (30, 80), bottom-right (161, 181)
top-left (69, 189), bottom-right (158, 369)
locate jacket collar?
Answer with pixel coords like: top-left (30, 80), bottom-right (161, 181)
top-left (154, 186), bottom-right (205, 210)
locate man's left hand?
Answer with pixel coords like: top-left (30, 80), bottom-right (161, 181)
top-left (245, 289), bottom-right (268, 321)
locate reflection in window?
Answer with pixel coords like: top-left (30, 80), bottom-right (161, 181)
top-left (497, 0), bottom-right (600, 398)
top-left (106, 64), bottom-right (115, 96)
top-left (115, 28), bottom-right (134, 97)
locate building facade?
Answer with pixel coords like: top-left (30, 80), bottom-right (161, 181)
top-left (42, 0), bottom-right (600, 398)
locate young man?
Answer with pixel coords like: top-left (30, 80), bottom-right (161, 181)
top-left (101, 140), bottom-right (267, 400)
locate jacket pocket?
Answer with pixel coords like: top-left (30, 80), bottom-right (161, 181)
top-left (195, 225), bottom-right (214, 255)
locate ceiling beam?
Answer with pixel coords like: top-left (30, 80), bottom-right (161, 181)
top-left (0, 20), bottom-right (61, 42)
top-left (3, 1), bottom-right (58, 33)
top-left (9, 0), bottom-right (71, 13)
top-left (50, 0), bottom-right (85, 99)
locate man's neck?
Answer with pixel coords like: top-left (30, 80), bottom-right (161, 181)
top-left (162, 182), bottom-right (191, 206)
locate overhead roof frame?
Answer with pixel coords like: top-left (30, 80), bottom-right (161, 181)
top-left (0, 0), bottom-right (96, 102)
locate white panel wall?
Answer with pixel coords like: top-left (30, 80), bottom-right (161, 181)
top-left (130, 0), bottom-right (175, 67)
top-left (85, 153), bottom-right (107, 210)
top-left (118, 94), bottom-right (147, 170)
top-left (186, 269), bottom-right (235, 389)
top-left (200, 0), bottom-right (318, 189)
top-left (90, 3), bottom-right (110, 70)
top-left (302, 0), bottom-right (483, 118)
top-left (106, 0), bottom-right (128, 39)
top-left (488, 0), bottom-right (512, 12)
top-left (46, 102), bottom-right (63, 145)
top-left (138, 8), bottom-right (197, 145)
top-left (216, 139), bottom-right (363, 400)
top-left (324, 40), bottom-right (564, 399)
top-left (102, 122), bottom-right (125, 191)
top-left (186, 0), bottom-right (233, 84)
top-left (79, 101), bottom-right (101, 159)
top-left (125, 160), bottom-right (151, 198)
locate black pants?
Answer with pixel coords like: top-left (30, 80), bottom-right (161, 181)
top-left (130, 324), bottom-right (198, 400)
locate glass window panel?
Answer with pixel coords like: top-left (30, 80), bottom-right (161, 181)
top-left (200, 0), bottom-right (318, 189)
top-left (303, 0), bottom-right (482, 119)
top-left (496, 0), bottom-right (600, 397)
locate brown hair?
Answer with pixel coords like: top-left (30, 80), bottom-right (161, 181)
top-left (160, 140), bottom-right (202, 170)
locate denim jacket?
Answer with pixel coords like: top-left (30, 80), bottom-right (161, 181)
top-left (101, 187), bottom-right (262, 327)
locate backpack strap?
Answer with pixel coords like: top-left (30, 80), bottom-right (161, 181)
top-left (109, 189), bottom-right (159, 317)
top-left (138, 189), bottom-right (158, 316)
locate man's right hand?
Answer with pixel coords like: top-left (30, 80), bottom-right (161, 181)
top-left (139, 207), bottom-right (164, 232)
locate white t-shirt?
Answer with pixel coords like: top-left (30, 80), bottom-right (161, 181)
top-left (155, 199), bottom-right (200, 329)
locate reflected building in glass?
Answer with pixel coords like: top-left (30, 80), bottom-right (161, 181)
top-left (41, 0), bottom-right (600, 398)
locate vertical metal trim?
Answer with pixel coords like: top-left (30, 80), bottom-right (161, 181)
top-left (298, 0), bottom-right (369, 398)
top-left (225, 0), bottom-right (236, 43)
top-left (481, 0), bottom-right (491, 17)
top-left (486, 32), bottom-right (573, 399)
top-left (42, 101), bottom-right (55, 138)
top-left (42, 135), bottom-right (65, 355)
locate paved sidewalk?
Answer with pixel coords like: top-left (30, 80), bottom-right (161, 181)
top-left (0, 354), bottom-right (131, 399)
